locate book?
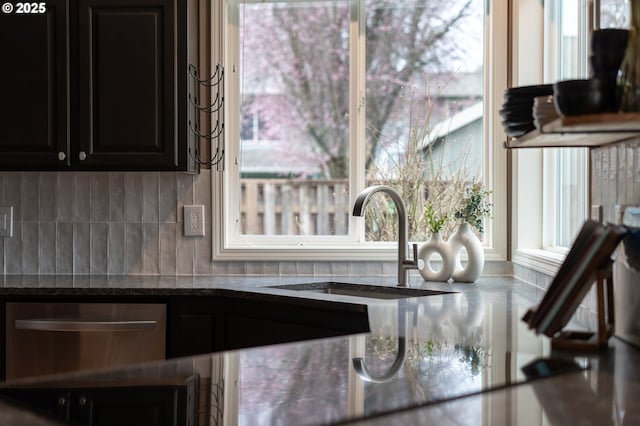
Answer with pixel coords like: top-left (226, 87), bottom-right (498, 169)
top-left (523, 220), bottom-right (628, 337)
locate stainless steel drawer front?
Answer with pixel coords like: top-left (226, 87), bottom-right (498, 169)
top-left (15, 319), bottom-right (158, 332)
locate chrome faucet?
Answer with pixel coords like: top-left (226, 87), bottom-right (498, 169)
top-left (352, 185), bottom-right (418, 287)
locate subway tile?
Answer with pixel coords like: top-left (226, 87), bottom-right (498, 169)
top-left (158, 173), bottom-right (177, 223)
top-left (0, 174), bottom-right (4, 205)
top-left (313, 262), bottom-right (333, 276)
top-left (108, 222), bottom-right (126, 275)
top-left (142, 223), bottom-right (160, 274)
top-left (194, 223), bottom-right (211, 274)
top-left (194, 170), bottom-right (211, 222)
top-left (0, 237), bottom-right (4, 275)
top-left (296, 261), bottom-right (313, 276)
top-left (159, 223), bottom-right (177, 275)
top-left (125, 223), bottom-right (143, 274)
top-left (73, 222), bottom-right (91, 274)
top-left (6, 222), bottom-right (21, 274)
top-left (349, 262), bottom-right (367, 277)
top-left (210, 261), bottom-right (229, 275)
top-left (74, 173), bottom-right (91, 222)
top-left (244, 261), bottom-right (264, 276)
top-left (38, 173), bottom-right (56, 221)
top-left (176, 174), bottom-right (195, 223)
top-left (22, 173), bottom-right (39, 221)
top-left (109, 173), bottom-right (126, 222)
top-left (262, 262), bottom-right (280, 275)
top-left (90, 174), bottom-right (109, 222)
top-left (176, 230), bottom-right (194, 275)
top-left (280, 261), bottom-right (297, 275)
top-left (591, 150), bottom-right (601, 206)
top-left (627, 144), bottom-right (635, 204)
top-left (332, 262), bottom-right (349, 276)
top-left (636, 143), bottom-right (640, 198)
top-left (21, 221), bottom-right (38, 273)
top-left (364, 261), bottom-right (384, 277)
top-left (90, 222), bottom-right (109, 275)
top-left (4, 173), bottom-right (21, 220)
top-left (56, 173), bottom-right (75, 221)
top-left (38, 222), bottom-right (56, 274)
top-left (56, 222), bottom-right (74, 274)
top-left (226, 261), bottom-right (247, 275)
top-left (143, 173), bottom-right (159, 223)
top-left (124, 173), bottom-right (144, 223)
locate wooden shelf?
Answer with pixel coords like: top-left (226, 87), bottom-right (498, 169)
top-left (504, 113), bottom-right (640, 149)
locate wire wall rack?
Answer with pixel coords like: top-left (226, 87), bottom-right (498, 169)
top-left (188, 63), bottom-right (224, 170)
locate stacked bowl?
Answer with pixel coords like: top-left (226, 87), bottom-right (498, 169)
top-left (590, 28), bottom-right (628, 85)
top-left (553, 29), bottom-right (628, 117)
top-left (500, 84), bottom-right (554, 137)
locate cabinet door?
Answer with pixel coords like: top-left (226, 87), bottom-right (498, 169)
top-left (76, 0), bottom-right (183, 170)
top-left (74, 387), bottom-right (189, 426)
top-left (0, 0), bottom-right (70, 169)
top-left (168, 299), bottom-right (223, 358)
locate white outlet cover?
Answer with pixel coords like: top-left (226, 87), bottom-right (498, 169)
top-left (183, 205), bottom-right (205, 236)
top-left (0, 206), bottom-right (13, 238)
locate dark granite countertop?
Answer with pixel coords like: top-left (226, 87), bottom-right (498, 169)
top-left (0, 275), bottom-right (638, 425)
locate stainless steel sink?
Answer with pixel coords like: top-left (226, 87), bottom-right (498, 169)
top-left (268, 282), bottom-right (453, 300)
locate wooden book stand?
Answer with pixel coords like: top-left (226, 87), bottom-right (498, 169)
top-left (550, 260), bottom-right (615, 352)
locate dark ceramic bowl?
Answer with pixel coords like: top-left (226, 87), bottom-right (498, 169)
top-left (590, 49), bottom-right (626, 77)
top-left (504, 84), bottom-right (554, 101)
top-left (553, 78), bottom-right (617, 116)
top-left (590, 28), bottom-right (629, 54)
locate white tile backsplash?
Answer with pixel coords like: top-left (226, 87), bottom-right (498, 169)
top-left (0, 169), bottom-right (428, 277)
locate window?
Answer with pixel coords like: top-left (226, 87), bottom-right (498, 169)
top-left (513, 0), bottom-right (629, 273)
top-left (543, 0), bottom-right (629, 250)
top-left (214, 0), bottom-right (509, 261)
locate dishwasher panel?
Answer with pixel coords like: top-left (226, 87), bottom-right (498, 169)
top-left (5, 303), bottom-right (166, 380)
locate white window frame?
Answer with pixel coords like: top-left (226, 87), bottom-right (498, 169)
top-left (211, 0), bottom-right (510, 262)
top-left (512, 0), bottom-right (592, 275)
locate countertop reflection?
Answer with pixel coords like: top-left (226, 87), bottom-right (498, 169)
top-left (0, 276), bottom-right (637, 425)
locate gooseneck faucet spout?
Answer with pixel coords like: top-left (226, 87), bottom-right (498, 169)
top-left (352, 185), bottom-right (418, 287)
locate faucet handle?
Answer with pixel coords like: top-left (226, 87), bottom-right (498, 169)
top-left (405, 243), bottom-right (418, 267)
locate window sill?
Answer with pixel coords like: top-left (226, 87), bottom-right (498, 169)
top-left (512, 248), bottom-right (565, 277)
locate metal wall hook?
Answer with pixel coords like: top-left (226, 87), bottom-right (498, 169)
top-left (189, 63), bottom-right (225, 170)
top-left (188, 63), bottom-right (224, 87)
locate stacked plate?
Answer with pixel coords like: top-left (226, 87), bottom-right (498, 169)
top-left (500, 84), bottom-right (554, 137)
top-left (533, 95), bottom-right (559, 130)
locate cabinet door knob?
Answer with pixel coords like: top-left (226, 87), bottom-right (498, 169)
top-left (57, 396), bottom-right (66, 407)
top-left (78, 396), bottom-right (87, 406)
top-left (58, 152), bottom-right (66, 161)
top-left (79, 151), bottom-right (87, 161)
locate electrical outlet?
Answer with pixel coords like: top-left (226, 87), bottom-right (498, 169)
top-left (0, 206), bottom-right (13, 238)
top-left (183, 205), bottom-right (205, 236)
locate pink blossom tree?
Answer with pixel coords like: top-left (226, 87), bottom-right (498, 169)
top-left (240, 0), bottom-right (475, 179)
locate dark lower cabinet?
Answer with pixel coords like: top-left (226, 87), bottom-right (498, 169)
top-left (0, 376), bottom-right (198, 426)
top-left (168, 298), bottom-right (223, 358)
top-left (168, 296), bottom-right (370, 357)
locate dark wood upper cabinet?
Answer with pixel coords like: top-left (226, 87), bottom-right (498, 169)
top-left (0, 0), bottom-right (69, 169)
top-left (0, 0), bottom-right (197, 171)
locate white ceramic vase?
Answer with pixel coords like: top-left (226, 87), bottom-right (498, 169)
top-left (449, 222), bottom-right (484, 283)
top-left (418, 233), bottom-right (454, 282)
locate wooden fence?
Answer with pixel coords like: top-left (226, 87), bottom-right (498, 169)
top-left (240, 179), bottom-right (351, 235)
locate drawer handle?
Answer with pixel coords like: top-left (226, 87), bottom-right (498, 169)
top-left (15, 319), bottom-right (157, 332)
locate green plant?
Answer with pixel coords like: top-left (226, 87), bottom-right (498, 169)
top-left (424, 202), bottom-right (448, 234)
top-left (454, 181), bottom-right (492, 233)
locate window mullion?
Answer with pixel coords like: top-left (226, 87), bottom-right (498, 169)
top-left (349, 0), bottom-right (366, 242)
